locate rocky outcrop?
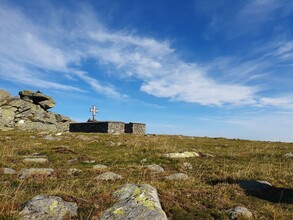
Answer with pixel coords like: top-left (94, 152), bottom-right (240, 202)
top-left (0, 89), bottom-right (73, 132)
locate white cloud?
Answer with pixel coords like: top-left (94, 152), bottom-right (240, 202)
top-left (0, 1), bottom-right (292, 109)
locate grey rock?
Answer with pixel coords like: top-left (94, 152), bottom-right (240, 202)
top-left (101, 184), bottom-right (167, 220)
top-left (147, 164), bottom-right (164, 173)
top-left (23, 157), bottom-right (48, 163)
top-left (93, 164), bottom-right (108, 170)
top-left (20, 195), bottom-right (78, 220)
top-left (225, 206), bottom-right (253, 219)
top-left (165, 151), bottom-right (200, 158)
top-left (68, 168), bottom-right (83, 176)
top-left (165, 173), bottom-right (188, 180)
top-left (44, 135), bottom-right (60, 140)
top-left (0, 167), bottom-right (17, 174)
top-left (183, 162), bottom-right (193, 170)
top-left (0, 89), bottom-right (11, 100)
top-left (284, 152), bottom-right (293, 157)
top-left (19, 168), bottom-right (56, 179)
top-left (83, 160), bottom-right (96, 164)
top-left (95, 172), bottom-right (122, 181)
top-left (19, 90), bottom-right (55, 110)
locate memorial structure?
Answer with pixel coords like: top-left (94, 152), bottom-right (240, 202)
top-left (69, 105), bottom-right (146, 135)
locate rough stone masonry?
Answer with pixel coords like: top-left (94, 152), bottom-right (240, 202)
top-left (0, 89), bottom-right (73, 132)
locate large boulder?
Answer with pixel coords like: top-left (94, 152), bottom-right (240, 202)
top-left (19, 90), bottom-right (55, 110)
top-left (20, 195), bottom-right (78, 219)
top-left (101, 184), bottom-right (167, 220)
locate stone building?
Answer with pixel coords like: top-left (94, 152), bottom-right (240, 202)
top-left (69, 121), bottom-right (146, 135)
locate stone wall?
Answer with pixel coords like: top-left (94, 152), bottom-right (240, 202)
top-left (70, 121), bottom-right (146, 135)
top-left (125, 122), bottom-right (146, 135)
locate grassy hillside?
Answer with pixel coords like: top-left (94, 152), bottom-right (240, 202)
top-left (0, 131), bottom-right (292, 219)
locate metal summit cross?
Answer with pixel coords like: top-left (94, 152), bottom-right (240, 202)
top-left (90, 105), bottom-right (99, 121)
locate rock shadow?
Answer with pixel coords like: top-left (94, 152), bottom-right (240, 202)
top-left (208, 179), bottom-right (293, 204)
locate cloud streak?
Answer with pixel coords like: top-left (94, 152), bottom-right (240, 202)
top-left (0, 1), bottom-right (292, 109)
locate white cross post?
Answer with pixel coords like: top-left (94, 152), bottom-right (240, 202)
top-left (90, 105), bottom-right (99, 121)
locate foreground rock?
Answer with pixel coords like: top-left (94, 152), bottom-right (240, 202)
top-left (0, 89), bottom-right (73, 132)
top-left (225, 206), bottom-right (253, 219)
top-left (95, 172), bottom-right (122, 181)
top-left (19, 168), bottom-right (56, 179)
top-left (20, 195), bottom-right (78, 219)
top-left (165, 151), bottom-right (200, 158)
top-left (101, 184), bottom-right (167, 220)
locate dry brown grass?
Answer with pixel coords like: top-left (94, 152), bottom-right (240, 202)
top-left (0, 131), bottom-right (292, 219)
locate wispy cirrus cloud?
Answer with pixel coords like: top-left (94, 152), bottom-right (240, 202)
top-left (0, 1), bottom-right (293, 109)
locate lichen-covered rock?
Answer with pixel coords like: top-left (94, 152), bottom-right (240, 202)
top-left (101, 184), bottom-right (167, 220)
top-left (95, 172), bottom-right (122, 181)
top-left (19, 168), bottom-right (56, 179)
top-left (165, 173), bottom-right (188, 180)
top-left (225, 206), bottom-right (253, 219)
top-left (20, 195), bottom-right (78, 220)
top-left (165, 151), bottom-right (200, 158)
top-left (146, 164), bottom-right (164, 173)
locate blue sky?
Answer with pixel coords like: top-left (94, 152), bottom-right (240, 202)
top-left (1, 0), bottom-right (293, 141)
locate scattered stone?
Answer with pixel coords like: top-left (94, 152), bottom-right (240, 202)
top-left (23, 157), bottom-right (48, 163)
top-left (284, 152), bottom-right (293, 157)
top-left (140, 158), bottom-right (147, 164)
top-left (146, 164), bottom-right (164, 173)
top-left (93, 164), bottom-right (108, 171)
top-left (68, 168), bottom-right (83, 176)
top-left (101, 184), bottom-right (167, 220)
top-left (165, 173), bottom-right (188, 181)
top-left (225, 206), bottom-right (253, 219)
top-left (95, 172), bottom-right (122, 181)
top-left (199, 152), bottom-right (214, 158)
top-left (68, 158), bottom-right (78, 164)
top-left (77, 135), bottom-right (92, 141)
top-left (20, 195), bottom-right (78, 219)
top-left (83, 160), bottom-right (96, 164)
top-left (183, 162), bottom-right (193, 170)
top-left (55, 132), bottom-right (62, 136)
top-left (54, 146), bottom-right (75, 154)
top-left (19, 168), bottom-right (56, 179)
top-left (165, 151), bottom-right (200, 158)
top-left (44, 135), bottom-right (60, 141)
top-left (0, 167), bottom-right (17, 174)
